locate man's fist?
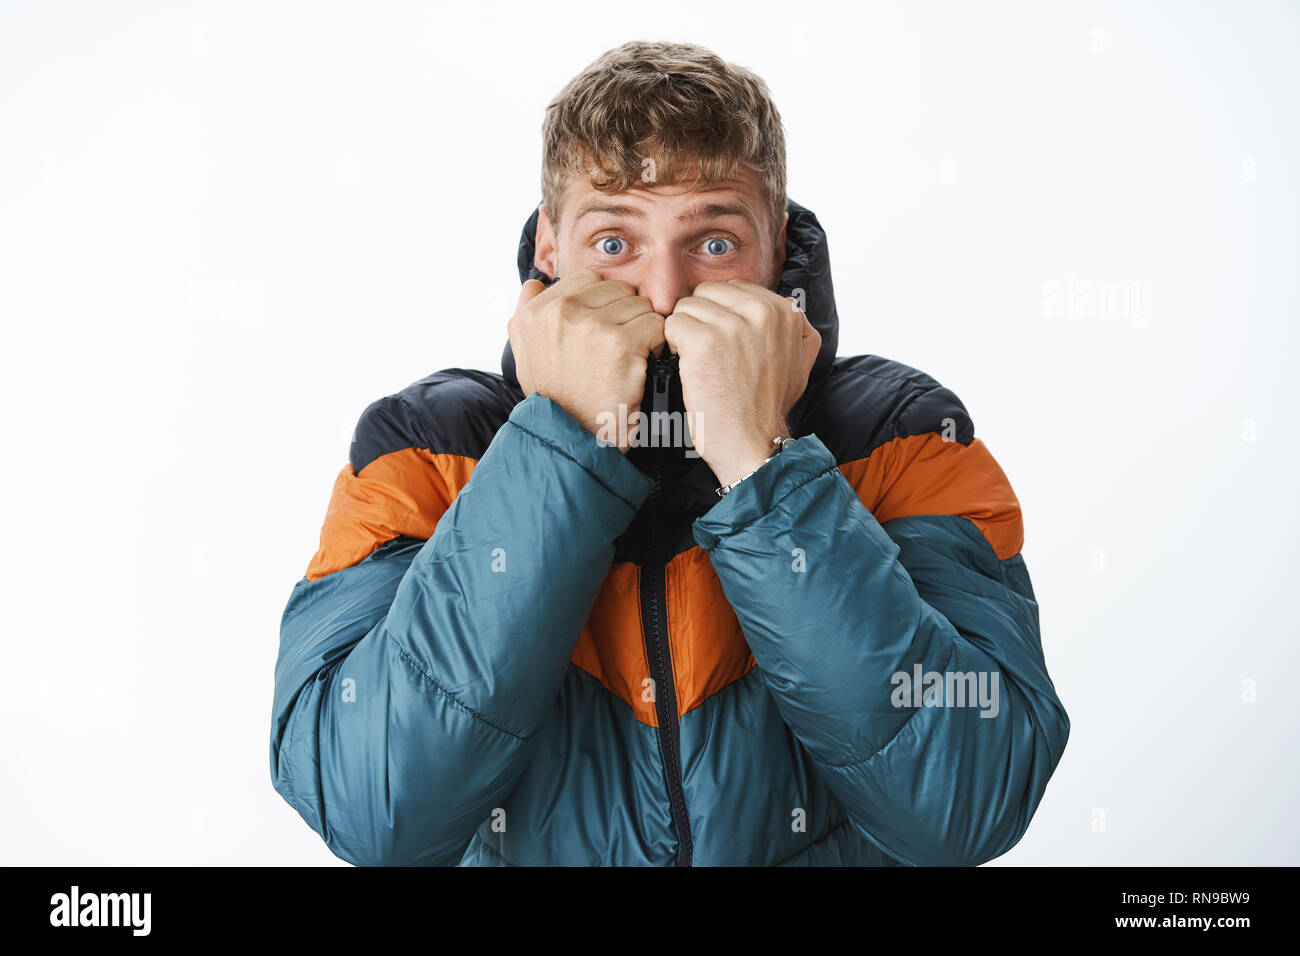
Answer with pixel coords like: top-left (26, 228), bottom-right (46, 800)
top-left (507, 268), bottom-right (666, 451)
top-left (665, 279), bottom-right (820, 485)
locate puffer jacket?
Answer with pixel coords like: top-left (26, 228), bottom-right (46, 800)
top-left (269, 198), bottom-right (1070, 866)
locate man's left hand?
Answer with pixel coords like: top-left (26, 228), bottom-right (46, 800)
top-left (664, 279), bottom-right (820, 487)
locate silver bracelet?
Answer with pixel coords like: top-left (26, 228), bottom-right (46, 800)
top-left (715, 436), bottom-right (797, 497)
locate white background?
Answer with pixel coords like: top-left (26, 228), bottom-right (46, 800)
top-left (1, 0), bottom-right (1296, 865)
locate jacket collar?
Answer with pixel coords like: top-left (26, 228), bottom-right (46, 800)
top-left (501, 197), bottom-right (840, 396)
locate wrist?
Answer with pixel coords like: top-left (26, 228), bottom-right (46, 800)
top-left (710, 428), bottom-right (794, 494)
top-left (710, 444), bottom-right (774, 489)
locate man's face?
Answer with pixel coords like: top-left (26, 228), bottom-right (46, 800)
top-left (533, 165), bottom-right (788, 321)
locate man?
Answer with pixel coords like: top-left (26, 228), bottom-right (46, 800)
top-left (270, 40), bottom-right (1069, 866)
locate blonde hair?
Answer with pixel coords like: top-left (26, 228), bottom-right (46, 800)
top-left (540, 40), bottom-right (787, 241)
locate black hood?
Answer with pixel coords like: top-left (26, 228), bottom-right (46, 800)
top-left (502, 197), bottom-right (839, 386)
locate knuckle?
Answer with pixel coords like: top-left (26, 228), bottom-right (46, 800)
top-left (556, 297), bottom-right (581, 322)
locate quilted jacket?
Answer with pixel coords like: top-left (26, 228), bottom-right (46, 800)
top-left (269, 198), bottom-right (1070, 866)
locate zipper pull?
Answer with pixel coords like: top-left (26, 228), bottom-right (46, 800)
top-left (651, 355), bottom-right (672, 418)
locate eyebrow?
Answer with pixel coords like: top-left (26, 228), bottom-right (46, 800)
top-left (572, 198), bottom-right (759, 233)
top-left (679, 201), bottom-right (759, 232)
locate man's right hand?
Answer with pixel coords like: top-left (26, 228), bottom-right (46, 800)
top-left (507, 268), bottom-right (665, 452)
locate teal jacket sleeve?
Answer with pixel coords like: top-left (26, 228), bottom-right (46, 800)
top-left (693, 415), bottom-right (1069, 866)
top-left (270, 393), bottom-right (653, 866)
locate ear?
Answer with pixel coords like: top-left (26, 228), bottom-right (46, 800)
top-left (534, 204), bottom-right (558, 278)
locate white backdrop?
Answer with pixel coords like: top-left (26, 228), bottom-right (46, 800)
top-left (1, 0), bottom-right (1295, 865)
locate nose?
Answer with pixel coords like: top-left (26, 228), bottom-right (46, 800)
top-left (634, 251), bottom-right (694, 320)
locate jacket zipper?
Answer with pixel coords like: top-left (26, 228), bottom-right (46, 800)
top-left (641, 352), bottom-right (693, 866)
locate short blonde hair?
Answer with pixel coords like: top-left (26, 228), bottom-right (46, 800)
top-left (541, 40), bottom-right (787, 241)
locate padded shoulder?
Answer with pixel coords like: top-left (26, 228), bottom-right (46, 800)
top-left (305, 369), bottom-right (519, 582)
top-left (351, 368), bottom-right (521, 471)
top-left (807, 355), bottom-right (1023, 561)
top-left (806, 355), bottom-right (975, 464)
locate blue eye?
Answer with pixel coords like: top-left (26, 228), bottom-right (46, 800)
top-left (598, 236), bottom-right (625, 255)
top-left (703, 237), bottom-right (734, 255)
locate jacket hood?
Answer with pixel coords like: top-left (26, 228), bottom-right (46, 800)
top-left (501, 198), bottom-right (840, 394)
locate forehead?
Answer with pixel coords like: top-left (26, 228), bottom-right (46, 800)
top-left (561, 166), bottom-right (766, 235)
